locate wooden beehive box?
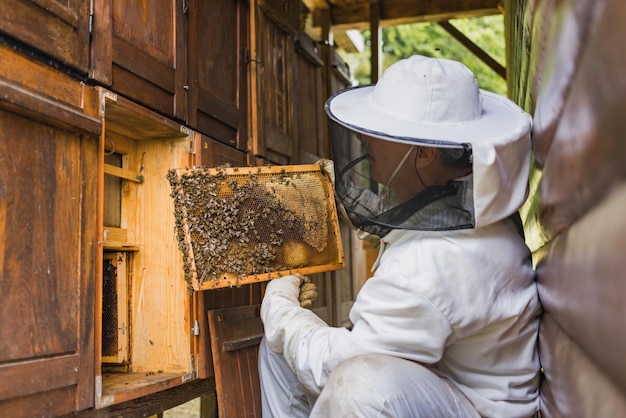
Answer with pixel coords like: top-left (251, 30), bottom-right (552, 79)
top-left (168, 164), bottom-right (345, 290)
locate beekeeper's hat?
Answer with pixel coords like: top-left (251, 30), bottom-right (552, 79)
top-left (325, 55), bottom-right (532, 228)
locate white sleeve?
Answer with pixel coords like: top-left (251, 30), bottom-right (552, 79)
top-left (294, 271), bottom-right (454, 395)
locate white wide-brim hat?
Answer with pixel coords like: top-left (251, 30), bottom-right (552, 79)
top-left (325, 55), bottom-right (533, 227)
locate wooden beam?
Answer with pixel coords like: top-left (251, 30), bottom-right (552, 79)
top-left (370, 0), bottom-right (382, 83)
top-left (438, 21), bottom-right (506, 79)
top-left (314, 0), bottom-right (500, 28)
top-left (62, 379), bottom-right (216, 418)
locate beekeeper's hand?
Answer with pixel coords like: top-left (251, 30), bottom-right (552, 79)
top-left (261, 274), bottom-right (327, 372)
top-left (317, 158), bottom-right (335, 184)
top-left (298, 275), bottom-right (318, 309)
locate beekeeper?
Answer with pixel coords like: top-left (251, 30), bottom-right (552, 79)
top-left (259, 55), bottom-right (541, 417)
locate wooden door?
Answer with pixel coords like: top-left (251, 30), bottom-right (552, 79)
top-left (0, 48), bottom-right (100, 417)
top-left (188, 0), bottom-right (249, 152)
top-left (90, 0), bottom-right (187, 121)
top-left (250, 0), bottom-right (301, 164)
top-left (294, 30), bottom-right (326, 164)
top-left (0, 0), bottom-right (91, 73)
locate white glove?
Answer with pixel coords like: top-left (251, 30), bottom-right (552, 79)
top-left (299, 275), bottom-right (318, 309)
top-left (261, 274), bottom-right (327, 372)
top-left (318, 158), bottom-right (335, 183)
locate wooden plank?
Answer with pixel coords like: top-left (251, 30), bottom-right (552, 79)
top-left (2, 385), bottom-right (77, 418)
top-left (128, 137), bottom-right (192, 373)
top-left (66, 378), bottom-right (215, 418)
top-left (318, 0), bottom-right (500, 28)
top-left (189, 0), bottom-right (248, 151)
top-left (0, 78), bottom-right (101, 135)
top-left (295, 31), bottom-right (325, 160)
top-left (194, 291), bottom-right (214, 380)
top-left (199, 135), bottom-right (249, 168)
top-left (265, 126), bottom-right (294, 157)
top-left (0, 43), bottom-right (85, 109)
top-left (438, 21), bottom-right (506, 79)
top-left (207, 305), bottom-right (264, 418)
top-left (223, 334), bottom-right (264, 352)
top-left (90, 0), bottom-right (113, 84)
top-left (100, 372), bottom-right (191, 401)
top-left (104, 163), bottom-right (144, 183)
top-left (0, 354), bottom-right (80, 400)
top-left (253, 0), bottom-right (296, 163)
top-left (0, 0), bottom-right (90, 72)
top-left (112, 34), bottom-right (176, 94)
top-left (102, 91), bottom-right (186, 140)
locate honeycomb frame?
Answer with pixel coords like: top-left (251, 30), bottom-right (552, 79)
top-left (168, 164), bottom-right (345, 290)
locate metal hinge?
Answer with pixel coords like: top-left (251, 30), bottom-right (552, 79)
top-left (245, 49), bottom-right (262, 65)
top-left (192, 319), bottom-right (200, 336)
top-left (88, 0), bottom-right (94, 34)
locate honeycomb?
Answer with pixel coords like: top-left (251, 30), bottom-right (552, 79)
top-left (167, 164), bottom-right (344, 290)
top-left (102, 257), bottom-right (119, 359)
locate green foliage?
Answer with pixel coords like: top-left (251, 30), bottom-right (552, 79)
top-left (338, 15), bottom-right (507, 95)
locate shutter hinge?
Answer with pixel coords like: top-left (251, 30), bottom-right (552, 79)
top-left (192, 319), bottom-right (200, 336)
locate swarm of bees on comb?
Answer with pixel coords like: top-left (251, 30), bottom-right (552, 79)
top-left (167, 164), bottom-right (343, 291)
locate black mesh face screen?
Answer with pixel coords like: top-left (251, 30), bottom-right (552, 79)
top-left (329, 120), bottom-right (476, 237)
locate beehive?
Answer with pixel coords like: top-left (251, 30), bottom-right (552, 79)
top-left (167, 164), bottom-right (344, 290)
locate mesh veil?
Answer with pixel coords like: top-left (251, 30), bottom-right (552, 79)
top-left (329, 120), bottom-right (476, 237)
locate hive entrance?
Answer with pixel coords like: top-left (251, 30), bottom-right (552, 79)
top-left (168, 164), bottom-right (344, 290)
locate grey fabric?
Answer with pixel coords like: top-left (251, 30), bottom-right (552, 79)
top-left (258, 337), bottom-right (480, 418)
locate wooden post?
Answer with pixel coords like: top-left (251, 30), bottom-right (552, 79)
top-left (369, 0), bottom-right (382, 83)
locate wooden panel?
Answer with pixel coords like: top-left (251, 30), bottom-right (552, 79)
top-left (68, 378), bottom-right (215, 418)
top-left (199, 135), bottom-right (249, 167)
top-left (90, 0), bottom-right (187, 120)
top-left (0, 354), bottom-right (80, 402)
top-left (188, 0), bottom-right (249, 151)
top-left (0, 0), bottom-right (90, 72)
top-left (0, 43), bottom-right (86, 110)
top-left (207, 305), bottom-right (263, 418)
top-left (251, 0), bottom-right (296, 164)
top-left (0, 85), bottom-right (98, 415)
top-left (129, 138), bottom-right (193, 372)
top-left (97, 91), bottom-right (196, 408)
top-left (2, 385), bottom-right (78, 418)
top-left (295, 31), bottom-right (325, 163)
top-left (316, 0), bottom-right (500, 28)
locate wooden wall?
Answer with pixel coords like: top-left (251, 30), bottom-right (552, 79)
top-left (0, 0), bottom-right (356, 416)
top-left (505, 0), bottom-right (626, 416)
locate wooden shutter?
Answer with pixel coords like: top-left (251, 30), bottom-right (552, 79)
top-left (90, 0), bottom-right (187, 120)
top-left (0, 0), bottom-right (91, 72)
top-left (0, 49), bottom-right (100, 416)
top-left (250, 0), bottom-right (300, 164)
top-left (188, 0), bottom-right (249, 152)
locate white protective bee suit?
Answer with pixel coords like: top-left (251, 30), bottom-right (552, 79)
top-left (259, 55), bottom-right (541, 418)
